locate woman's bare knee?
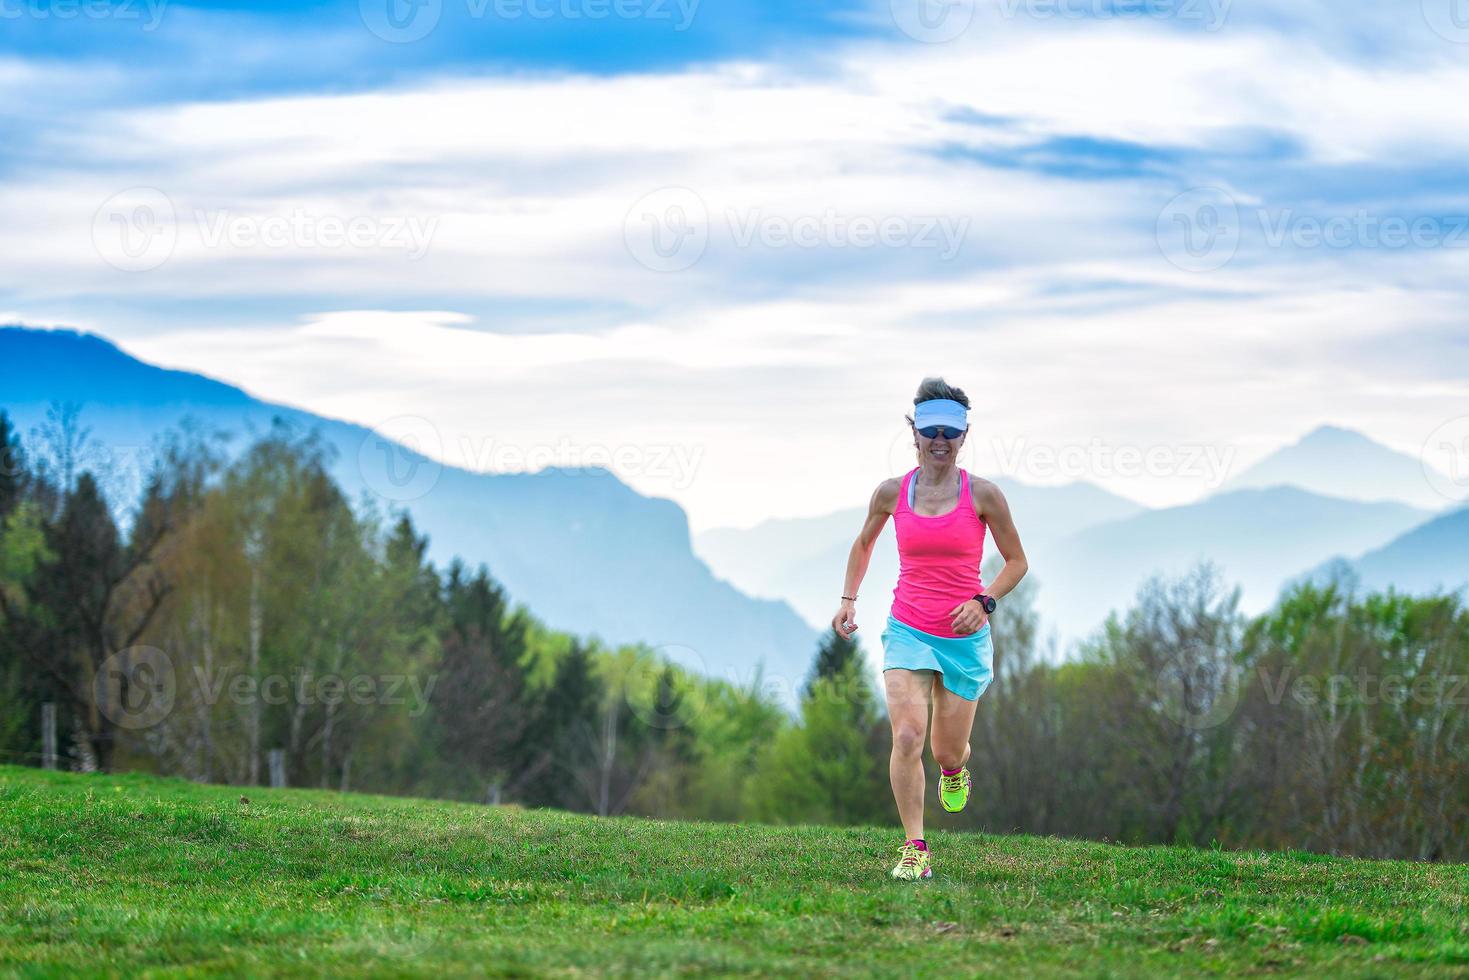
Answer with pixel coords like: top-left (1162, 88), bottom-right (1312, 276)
top-left (891, 725), bottom-right (926, 759)
top-left (929, 736), bottom-right (968, 770)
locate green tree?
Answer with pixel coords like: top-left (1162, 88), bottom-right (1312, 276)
top-left (514, 636), bottom-right (600, 808)
top-left (0, 414), bottom-right (49, 762)
top-left (0, 412), bottom-right (22, 522)
top-left (680, 675), bottom-right (788, 822)
top-left (747, 631), bottom-right (888, 826)
top-left (417, 559), bottom-right (531, 803)
top-left (806, 627), bottom-right (863, 693)
top-left (15, 469), bottom-right (172, 771)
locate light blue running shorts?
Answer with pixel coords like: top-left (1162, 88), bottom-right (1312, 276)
top-left (880, 613), bottom-right (995, 702)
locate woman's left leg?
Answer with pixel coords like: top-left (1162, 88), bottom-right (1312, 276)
top-left (928, 678), bottom-right (978, 773)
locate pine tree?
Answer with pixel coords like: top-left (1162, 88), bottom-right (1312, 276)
top-left (0, 412), bottom-right (42, 760)
top-left (514, 637), bottom-right (599, 808)
top-left (0, 412), bottom-right (22, 523)
top-left (805, 627), bottom-right (864, 695)
top-left (423, 559), bottom-right (531, 802)
top-left (24, 473), bottom-right (126, 768)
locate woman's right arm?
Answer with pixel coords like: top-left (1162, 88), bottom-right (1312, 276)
top-left (832, 478), bottom-right (899, 638)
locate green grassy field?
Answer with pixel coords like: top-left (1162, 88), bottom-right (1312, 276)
top-left (1, 766), bottom-right (1466, 977)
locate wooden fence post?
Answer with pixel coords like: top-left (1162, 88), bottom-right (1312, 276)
top-left (41, 703), bottom-right (57, 770)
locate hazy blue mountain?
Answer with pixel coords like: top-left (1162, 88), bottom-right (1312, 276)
top-left (0, 325), bottom-right (818, 696)
top-left (1221, 424), bottom-right (1452, 511)
top-left (694, 476), bottom-right (1146, 643)
top-left (1031, 486), bottom-right (1432, 647)
top-left (1303, 506), bottom-right (1469, 598)
top-left (696, 508), bottom-right (868, 603)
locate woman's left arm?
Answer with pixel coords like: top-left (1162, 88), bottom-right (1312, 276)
top-left (974, 477), bottom-right (1028, 602)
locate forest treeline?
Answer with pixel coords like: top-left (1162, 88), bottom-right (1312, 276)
top-left (0, 406), bottom-right (1464, 861)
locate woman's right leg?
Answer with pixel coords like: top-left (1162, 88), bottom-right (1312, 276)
top-left (883, 668), bottom-right (932, 841)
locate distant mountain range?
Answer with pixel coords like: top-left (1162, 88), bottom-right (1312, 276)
top-left (695, 432), bottom-right (1465, 651)
top-left (8, 323), bottom-right (1463, 669)
top-left (1037, 486), bottom-right (1432, 643)
top-left (1222, 424), bottom-right (1452, 511)
top-left (1320, 505), bottom-right (1469, 597)
top-left (0, 325), bottom-right (818, 697)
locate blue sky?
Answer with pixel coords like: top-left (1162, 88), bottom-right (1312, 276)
top-left (3, 0), bottom-right (1469, 529)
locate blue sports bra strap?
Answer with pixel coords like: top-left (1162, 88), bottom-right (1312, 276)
top-left (908, 467), bottom-right (963, 511)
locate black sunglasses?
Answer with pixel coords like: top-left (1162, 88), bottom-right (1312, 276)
top-left (917, 425), bottom-right (965, 440)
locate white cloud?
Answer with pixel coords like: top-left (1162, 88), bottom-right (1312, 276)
top-left (101, 255), bottom-right (1468, 530)
top-left (5, 13), bottom-right (1469, 528)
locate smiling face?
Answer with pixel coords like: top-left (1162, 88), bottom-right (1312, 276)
top-left (915, 425), bottom-right (966, 464)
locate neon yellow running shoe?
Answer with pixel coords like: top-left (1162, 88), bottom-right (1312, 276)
top-left (890, 841), bottom-right (932, 880)
top-left (939, 766), bottom-right (970, 812)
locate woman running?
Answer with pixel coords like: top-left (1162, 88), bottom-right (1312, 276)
top-left (832, 377), bottom-right (1028, 880)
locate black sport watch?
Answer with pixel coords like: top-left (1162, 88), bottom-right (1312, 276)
top-left (972, 593), bottom-right (997, 614)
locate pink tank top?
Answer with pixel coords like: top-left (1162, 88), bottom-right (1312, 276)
top-left (891, 467), bottom-right (987, 638)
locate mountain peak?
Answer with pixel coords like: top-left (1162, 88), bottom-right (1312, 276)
top-left (0, 323), bottom-right (818, 693)
top-left (1294, 424), bottom-right (1377, 448)
top-left (1223, 423), bottom-right (1448, 511)
top-left (1, 323), bottom-right (256, 410)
